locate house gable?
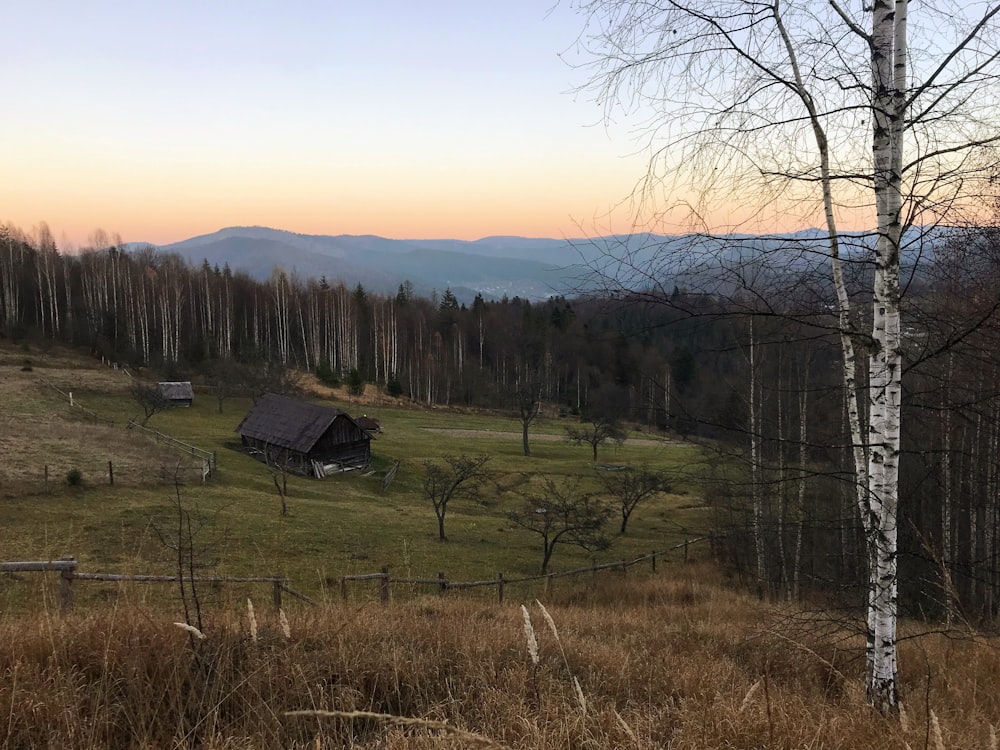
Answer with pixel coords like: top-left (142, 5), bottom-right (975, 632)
top-left (235, 393), bottom-right (371, 475)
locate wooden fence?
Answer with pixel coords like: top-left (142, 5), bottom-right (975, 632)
top-left (38, 377), bottom-right (114, 426)
top-left (3, 538), bottom-right (709, 614)
top-left (0, 557), bottom-right (316, 613)
top-left (339, 537), bottom-right (711, 604)
top-left (126, 419), bottom-right (217, 477)
top-left (38, 376), bottom-right (216, 479)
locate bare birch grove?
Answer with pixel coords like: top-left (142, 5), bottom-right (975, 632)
top-left (570, 0), bottom-right (1000, 710)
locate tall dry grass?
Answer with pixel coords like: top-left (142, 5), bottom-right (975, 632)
top-left (0, 569), bottom-right (998, 748)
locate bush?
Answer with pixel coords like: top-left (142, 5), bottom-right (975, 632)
top-left (65, 468), bottom-right (83, 487)
top-left (20, 359), bottom-right (32, 372)
top-left (385, 374), bottom-right (404, 398)
top-left (315, 358), bottom-right (340, 387)
top-left (346, 368), bottom-right (365, 397)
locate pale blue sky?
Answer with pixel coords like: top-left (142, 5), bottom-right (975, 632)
top-left (1, 1), bottom-right (655, 247)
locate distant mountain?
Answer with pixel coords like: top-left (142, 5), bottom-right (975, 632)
top-left (130, 225), bottom-right (952, 304)
top-left (139, 227), bottom-right (598, 303)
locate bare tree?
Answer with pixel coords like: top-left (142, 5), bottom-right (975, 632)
top-left (601, 466), bottom-right (671, 534)
top-left (421, 454), bottom-right (491, 541)
top-left (265, 444), bottom-right (293, 516)
top-left (514, 379), bottom-right (542, 457)
top-left (131, 382), bottom-right (171, 426)
top-left (566, 416), bottom-right (627, 463)
top-left (571, 0), bottom-right (1000, 711)
top-left (507, 477), bottom-right (614, 573)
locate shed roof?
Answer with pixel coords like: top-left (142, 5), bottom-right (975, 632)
top-left (159, 381), bottom-right (193, 400)
top-left (355, 416), bottom-right (381, 433)
top-left (235, 393), bottom-right (349, 454)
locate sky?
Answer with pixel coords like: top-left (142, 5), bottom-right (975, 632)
top-left (0, 1), bottom-right (693, 249)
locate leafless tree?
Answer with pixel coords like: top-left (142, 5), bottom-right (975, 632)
top-left (570, 0), bottom-right (1000, 711)
top-left (131, 382), bottom-right (171, 426)
top-left (566, 416), bottom-right (627, 463)
top-left (421, 454), bottom-right (492, 541)
top-left (507, 477), bottom-right (613, 573)
top-left (601, 466), bottom-right (671, 534)
top-left (265, 444), bottom-right (293, 516)
top-left (514, 379), bottom-right (542, 457)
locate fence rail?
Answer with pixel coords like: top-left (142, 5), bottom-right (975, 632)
top-left (127, 419), bottom-right (217, 476)
top-left (339, 537), bottom-right (711, 604)
top-left (37, 376), bottom-right (215, 479)
top-left (38, 377), bottom-right (114, 426)
top-left (1, 557), bottom-right (315, 612)
top-left (3, 538), bottom-right (709, 614)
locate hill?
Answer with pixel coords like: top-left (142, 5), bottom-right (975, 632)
top-left (0, 341), bottom-right (706, 610)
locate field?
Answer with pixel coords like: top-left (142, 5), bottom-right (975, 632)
top-left (5, 343), bottom-right (999, 749)
top-left (0, 342), bottom-right (709, 612)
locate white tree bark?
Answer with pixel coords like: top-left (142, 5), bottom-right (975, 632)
top-left (572, 0), bottom-right (1000, 711)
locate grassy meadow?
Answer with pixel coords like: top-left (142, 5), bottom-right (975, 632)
top-left (0, 342), bottom-right (709, 612)
top-left (5, 343), bottom-right (1000, 748)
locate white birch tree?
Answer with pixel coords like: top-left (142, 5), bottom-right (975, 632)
top-left (571, 0), bottom-right (1000, 712)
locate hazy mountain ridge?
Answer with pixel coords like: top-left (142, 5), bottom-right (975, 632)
top-left (135, 225), bottom-right (954, 304)
top-left (143, 226), bottom-right (594, 303)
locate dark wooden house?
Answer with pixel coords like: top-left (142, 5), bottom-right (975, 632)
top-left (235, 393), bottom-right (371, 477)
top-left (159, 381), bottom-right (194, 407)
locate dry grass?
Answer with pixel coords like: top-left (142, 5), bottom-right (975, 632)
top-left (0, 349), bottom-right (200, 495)
top-left (1, 571), bottom-right (997, 749)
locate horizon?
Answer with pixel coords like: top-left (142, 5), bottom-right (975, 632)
top-left (0, 3), bottom-right (854, 251)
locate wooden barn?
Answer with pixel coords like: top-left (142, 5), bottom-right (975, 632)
top-left (235, 393), bottom-right (371, 477)
top-left (159, 381), bottom-right (194, 407)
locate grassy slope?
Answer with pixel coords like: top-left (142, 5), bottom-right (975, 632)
top-left (4, 346), bottom-right (997, 749)
top-left (3, 573), bottom-right (997, 749)
top-left (0, 343), bottom-right (710, 611)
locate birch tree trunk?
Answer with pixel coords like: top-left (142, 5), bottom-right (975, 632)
top-left (864, 0), bottom-right (907, 710)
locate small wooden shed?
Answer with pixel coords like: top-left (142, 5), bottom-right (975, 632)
top-left (235, 393), bottom-right (371, 477)
top-left (355, 415), bottom-right (382, 436)
top-left (159, 381), bottom-right (193, 407)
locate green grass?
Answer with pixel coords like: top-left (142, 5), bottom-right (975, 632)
top-left (0, 344), bottom-right (712, 612)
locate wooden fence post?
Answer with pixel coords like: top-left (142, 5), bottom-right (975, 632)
top-left (497, 572), bottom-right (505, 604)
top-left (108, 460), bottom-right (114, 486)
top-left (684, 539), bottom-right (689, 563)
top-left (44, 465), bottom-right (49, 493)
top-left (379, 566), bottom-right (389, 605)
top-left (340, 576), bottom-right (348, 602)
top-left (272, 580), bottom-right (283, 610)
top-left (59, 557), bottom-right (76, 614)
top-left (437, 571), bottom-right (446, 595)
top-left (651, 550), bottom-right (657, 573)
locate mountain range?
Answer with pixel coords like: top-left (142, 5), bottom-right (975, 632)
top-left (143, 227), bottom-right (601, 303)
top-left (136, 225), bottom-right (948, 304)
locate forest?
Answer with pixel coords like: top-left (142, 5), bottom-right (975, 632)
top-left (3, 221), bottom-right (1000, 628)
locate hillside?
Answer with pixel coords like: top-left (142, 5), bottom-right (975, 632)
top-left (0, 341), bottom-right (707, 611)
top-left (3, 346), bottom-right (999, 748)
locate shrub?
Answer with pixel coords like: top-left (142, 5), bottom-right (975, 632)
top-left (20, 359), bottom-right (32, 372)
top-left (346, 368), bottom-right (365, 397)
top-left (66, 468), bottom-right (83, 487)
top-left (385, 374), bottom-right (403, 398)
top-left (315, 358), bottom-right (340, 387)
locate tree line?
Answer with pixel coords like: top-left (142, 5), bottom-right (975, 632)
top-left (5, 220), bottom-right (1000, 651)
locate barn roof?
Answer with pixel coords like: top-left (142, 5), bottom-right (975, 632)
top-left (159, 381), bottom-right (193, 400)
top-left (355, 416), bottom-right (381, 434)
top-left (235, 393), bottom-right (351, 453)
